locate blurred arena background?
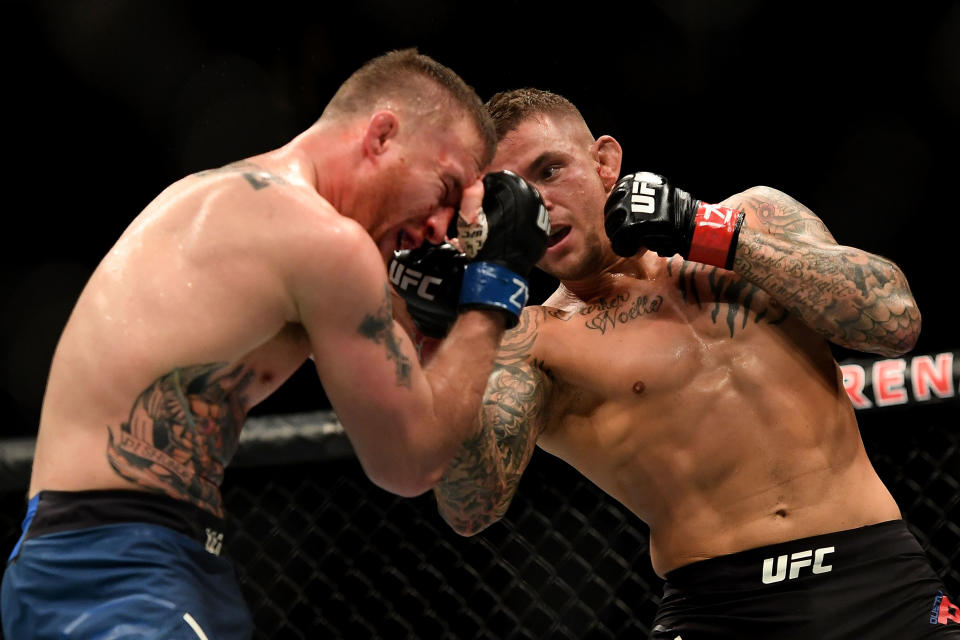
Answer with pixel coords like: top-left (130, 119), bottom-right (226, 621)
top-left (1, 1), bottom-right (957, 637)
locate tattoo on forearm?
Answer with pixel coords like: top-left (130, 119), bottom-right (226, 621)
top-left (106, 363), bottom-right (254, 517)
top-left (358, 285), bottom-right (412, 387)
top-left (725, 188), bottom-right (919, 353)
top-left (733, 230), bottom-right (919, 353)
top-left (436, 310), bottom-right (549, 532)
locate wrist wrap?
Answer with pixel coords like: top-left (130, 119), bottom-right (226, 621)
top-left (458, 261), bottom-right (529, 326)
top-left (687, 203), bottom-right (745, 269)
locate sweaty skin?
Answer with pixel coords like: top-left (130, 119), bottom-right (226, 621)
top-left (434, 113), bottom-right (920, 577)
top-left (31, 111), bottom-right (496, 517)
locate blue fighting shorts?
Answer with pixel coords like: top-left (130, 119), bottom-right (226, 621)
top-left (1, 489), bottom-right (253, 639)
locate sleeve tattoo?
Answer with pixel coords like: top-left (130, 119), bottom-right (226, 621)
top-left (434, 309), bottom-right (551, 534)
top-left (729, 188), bottom-right (920, 355)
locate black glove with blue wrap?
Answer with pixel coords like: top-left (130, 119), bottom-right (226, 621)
top-left (389, 170), bottom-right (549, 337)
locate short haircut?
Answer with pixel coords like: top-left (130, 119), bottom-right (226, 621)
top-left (485, 88), bottom-right (587, 141)
top-left (324, 48), bottom-right (496, 166)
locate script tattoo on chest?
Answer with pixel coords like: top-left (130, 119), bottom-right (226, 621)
top-left (673, 260), bottom-right (789, 337)
top-left (547, 293), bottom-right (664, 335)
top-left (106, 363), bottom-right (255, 517)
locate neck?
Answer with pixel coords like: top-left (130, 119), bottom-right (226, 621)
top-left (557, 252), bottom-right (657, 303)
top-left (275, 120), bottom-right (358, 220)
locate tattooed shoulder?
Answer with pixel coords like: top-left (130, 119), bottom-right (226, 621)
top-left (194, 161), bottom-right (288, 191)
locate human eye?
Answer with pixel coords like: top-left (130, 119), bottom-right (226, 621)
top-left (541, 164), bottom-right (561, 181)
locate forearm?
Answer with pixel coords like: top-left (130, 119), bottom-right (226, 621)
top-left (732, 225), bottom-right (920, 356)
top-left (433, 339), bottom-right (548, 535)
top-left (416, 310), bottom-right (506, 473)
top-left (433, 418), bottom-right (512, 535)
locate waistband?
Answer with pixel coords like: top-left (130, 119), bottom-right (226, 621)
top-left (21, 489), bottom-right (227, 552)
top-left (663, 519), bottom-right (922, 590)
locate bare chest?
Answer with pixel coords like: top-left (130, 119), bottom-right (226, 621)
top-left (540, 266), bottom-right (793, 398)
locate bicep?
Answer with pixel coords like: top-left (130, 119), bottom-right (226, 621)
top-left (295, 229), bottom-right (427, 440)
top-left (721, 185), bottom-right (838, 245)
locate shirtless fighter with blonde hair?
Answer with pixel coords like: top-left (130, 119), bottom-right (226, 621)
top-left (1, 52), bottom-right (549, 639)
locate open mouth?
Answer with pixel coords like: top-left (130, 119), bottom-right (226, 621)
top-left (396, 229), bottom-right (420, 251)
top-left (546, 225), bottom-right (571, 248)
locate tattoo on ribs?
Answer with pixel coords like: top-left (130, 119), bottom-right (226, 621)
top-left (673, 260), bottom-right (789, 337)
top-left (106, 363), bottom-right (255, 517)
top-left (358, 286), bottom-right (412, 387)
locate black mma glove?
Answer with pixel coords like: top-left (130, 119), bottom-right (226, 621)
top-left (388, 243), bottom-right (466, 339)
top-left (456, 170), bottom-right (549, 327)
top-left (603, 171), bottom-right (744, 269)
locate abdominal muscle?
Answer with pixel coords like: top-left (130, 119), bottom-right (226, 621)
top-left (536, 314), bottom-right (901, 577)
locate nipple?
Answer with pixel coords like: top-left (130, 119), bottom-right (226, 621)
top-left (632, 380), bottom-right (646, 394)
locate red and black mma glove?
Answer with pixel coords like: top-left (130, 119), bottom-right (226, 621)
top-left (457, 170), bottom-right (550, 328)
top-left (603, 171), bottom-right (744, 269)
top-left (389, 243), bottom-right (466, 339)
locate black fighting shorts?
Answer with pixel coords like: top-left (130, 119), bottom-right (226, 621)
top-left (650, 520), bottom-right (960, 639)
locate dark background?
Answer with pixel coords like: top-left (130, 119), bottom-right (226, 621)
top-left (2, 0), bottom-right (958, 436)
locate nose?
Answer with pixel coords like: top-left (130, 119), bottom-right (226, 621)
top-left (424, 206), bottom-right (455, 245)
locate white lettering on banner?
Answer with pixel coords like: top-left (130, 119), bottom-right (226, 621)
top-left (631, 180), bottom-right (655, 214)
top-left (388, 263), bottom-right (442, 301)
top-left (761, 546), bottom-right (834, 584)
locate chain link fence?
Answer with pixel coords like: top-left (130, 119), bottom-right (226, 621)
top-left (1, 388), bottom-right (957, 639)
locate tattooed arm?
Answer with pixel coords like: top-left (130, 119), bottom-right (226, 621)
top-left (434, 309), bottom-right (551, 535)
top-left (296, 216), bottom-right (506, 499)
top-left (724, 186), bottom-right (920, 356)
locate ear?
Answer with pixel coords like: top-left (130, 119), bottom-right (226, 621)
top-left (363, 110), bottom-right (399, 157)
top-left (591, 135), bottom-right (622, 191)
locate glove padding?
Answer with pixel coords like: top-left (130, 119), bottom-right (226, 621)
top-left (457, 170), bottom-right (549, 326)
top-left (389, 242), bottom-right (465, 339)
top-left (390, 171), bottom-right (550, 337)
top-left (603, 171), bottom-right (744, 269)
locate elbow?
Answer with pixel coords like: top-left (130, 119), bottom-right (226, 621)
top-left (438, 510), bottom-right (496, 537)
top-left (886, 305), bottom-right (921, 357)
top-left (364, 461), bottom-right (446, 499)
top-left (868, 297), bottom-right (921, 358)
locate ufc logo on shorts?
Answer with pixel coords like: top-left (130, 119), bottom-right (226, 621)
top-left (389, 262), bottom-right (443, 301)
top-left (761, 545), bottom-right (834, 584)
top-left (204, 528), bottom-right (224, 556)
